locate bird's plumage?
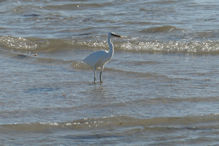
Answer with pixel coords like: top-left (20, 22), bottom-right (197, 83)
top-left (83, 50), bottom-right (110, 69)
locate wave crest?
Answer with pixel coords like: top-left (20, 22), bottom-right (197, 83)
top-left (1, 36), bottom-right (219, 55)
top-left (0, 36), bottom-right (38, 50)
top-left (1, 114), bottom-right (219, 132)
top-left (140, 25), bottom-right (181, 33)
top-left (120, 40), bottom-right (219, 54)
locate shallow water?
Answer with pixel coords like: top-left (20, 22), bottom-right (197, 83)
top-left (0, 0), bottom-right (219, 145)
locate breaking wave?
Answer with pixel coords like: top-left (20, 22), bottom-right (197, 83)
top-left (1, 114), bottom-right (219, 133)
top-left (140, 25), bottom-right (182, 33)
top-left (1, 36), bottom-right (219, 54)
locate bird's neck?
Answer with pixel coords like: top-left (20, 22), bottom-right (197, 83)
top-left (108, 36), bottom-right (114, 57)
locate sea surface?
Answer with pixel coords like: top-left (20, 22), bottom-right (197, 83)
top-left (0, 0), bottom-right (219, 145)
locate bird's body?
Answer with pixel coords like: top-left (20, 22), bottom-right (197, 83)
top-left (83, 32), bottom-right (121, 83)
top-left (84, 50), bottom-right (110, 69)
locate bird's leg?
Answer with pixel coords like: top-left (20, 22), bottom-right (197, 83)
top-left (93, 69), bottom-right (96, 84)
top-left (100, 67), bottom-right (104, 83)
top-left (99, 71), bottom-right (102, 83)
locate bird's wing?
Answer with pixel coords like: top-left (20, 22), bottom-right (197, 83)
top-left (83, 50), bottom-right (108, 67)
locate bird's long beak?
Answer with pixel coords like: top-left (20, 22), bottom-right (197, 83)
top-left (111, 33), bottom-right (122, 38)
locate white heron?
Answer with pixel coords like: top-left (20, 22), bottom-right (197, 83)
top-left (83, 32), bottom-right (122, 83)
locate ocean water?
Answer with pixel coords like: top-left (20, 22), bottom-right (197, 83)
top-left (0, 0), bottom-right (219, 145)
